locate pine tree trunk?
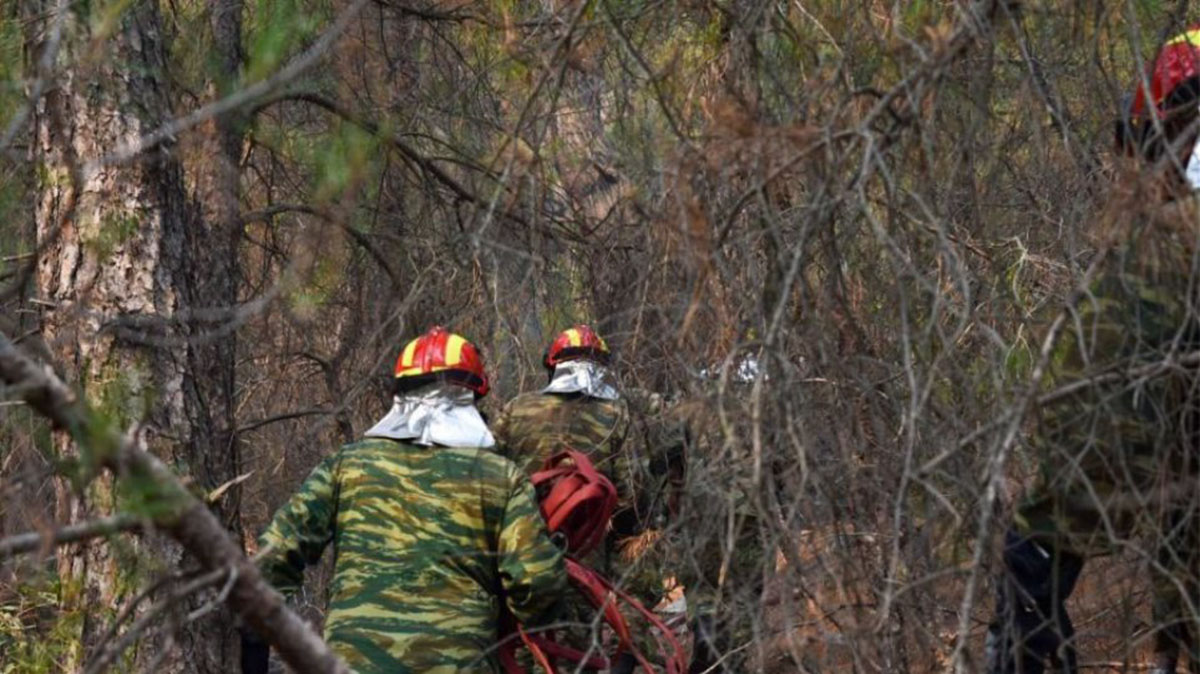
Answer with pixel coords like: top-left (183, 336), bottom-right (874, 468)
top-left (28, 0), bottom-right (239, 669)
top-left (178, 0), bottom-right (247, 665)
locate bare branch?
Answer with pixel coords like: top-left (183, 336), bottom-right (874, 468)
top-left (236, 407), bottom-right (333, 434)
top-left (0, 513), bottom-right (142, 559)
top-left (83, 567), bottom-right (231, 674)
top-left (0, 331), bottom-right (349, 674)
top-left (86, 0), bottom-right (371, 170)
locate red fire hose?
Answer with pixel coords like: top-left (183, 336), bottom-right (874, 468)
top-left (499, 450), bottom-right (687, 674)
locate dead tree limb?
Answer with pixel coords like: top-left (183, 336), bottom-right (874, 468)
top-left (0, 513), bottom-right (142, 558)
top-left (0, 331), bottom-right (349, 674)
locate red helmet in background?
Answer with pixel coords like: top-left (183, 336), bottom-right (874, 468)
top-left (1120, 25), bottom-right (1200, 158)
top-left (394, 326), bottom-right (490, 396)
top-left (543, 325), bottom-right (611, 370)
top-left (1131, 25), bottom-right (1200, 121)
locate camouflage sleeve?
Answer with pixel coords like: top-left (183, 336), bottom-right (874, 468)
top-left (650, 417), bottom-right (689, 521)
top-left (491, 399), bottom-right (515, 459)
top-left (496, 468), bottom-right (566, 626)
top-left (614, 395), bottom-right (689, 534)
top-left (257, 452), bottom-right (341, 596)
top-left (606, 399), bottom-right (632, 506)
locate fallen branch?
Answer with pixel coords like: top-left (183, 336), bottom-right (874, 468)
top-left (0, 513), bottom-right (141, 559)
top-left (0, 331), bottom-right (348, 674)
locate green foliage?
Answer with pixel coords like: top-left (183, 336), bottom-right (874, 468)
top-left (0, 9), bottom-right (29, 256)
top-left (313, 121), bottom-right (379, 203)
top-left (245, 0), bottom-right (329, 83)
top-left (165, 0), bottom-right (214, 98)
top-left (117, 470), bottom-right (183, 523)
top-left (0, 167), bottom-right (31, 269)
top-left (0, 12), bottom-right (23, 126)
top-left (87, 0), bottom-right (137, 43)
top-left (289, 255), bottom-right (348, 319)
top-left (0, 576), bottom-right (85, 674)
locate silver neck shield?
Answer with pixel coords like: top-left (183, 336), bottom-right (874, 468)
top-left (363, 383), bottom-right (495, 448)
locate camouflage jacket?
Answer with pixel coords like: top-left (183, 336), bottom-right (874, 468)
top-left (257, 438), bottom-right (567, 673)
top-left (493, 390), bottom-right (687, 537)
top-left (1018, 205), bottom-right (1200, 553)
top-left (493, 391), bottom-right (629, 487)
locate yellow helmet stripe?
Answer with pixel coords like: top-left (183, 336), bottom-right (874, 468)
top-left (399, 338), bottom-right (419, 369)
top-left (1166, 28), bottom-right (1200, 46)
top-left (565, 328), bottom-right (582, 347)
top-left (398, 364), bottom-right (451, 374)
top-left (445, 334), bottom-right (466, 366)
top-left (396, 363), bottom-right (451, 377)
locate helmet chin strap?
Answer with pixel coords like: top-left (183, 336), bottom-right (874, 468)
top-left (364, 383), bottom-right (495, 448)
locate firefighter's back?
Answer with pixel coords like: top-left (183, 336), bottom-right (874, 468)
top-left (495, 392), bottom-right (627, 477)
top-left (265, 437), bottom-right (562, 673)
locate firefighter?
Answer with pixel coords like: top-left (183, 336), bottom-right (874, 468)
top-left (672, 355), bottom-right (771, 674)
top-left (985, 24), bottom-right (1200, 674)
top-left (494, 326), bottom-right (627, 478)
top-left (493, 325), bottom-right (683, 671)
top-left (242, 326), bottom-right (566, 674)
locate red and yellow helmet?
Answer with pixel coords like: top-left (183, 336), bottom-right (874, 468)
top-left (1119, 24), bottom-right (1200, 158)
top-left (543, 325), bottom-right (610, 370)
top-left (1131, 24), bottom-right (1200, 122)
top-left (394, 326), bottom-right (489, 396)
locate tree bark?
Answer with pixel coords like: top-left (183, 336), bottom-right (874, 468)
top-left (27, 0), bottom-right (239, 668)
top-left (179, 0), bottom-right (247, 666)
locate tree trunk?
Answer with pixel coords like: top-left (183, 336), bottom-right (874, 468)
top-left (28, 0), bottom-right (239, 669)
top-left (178, 0), bottom-right (247, 665)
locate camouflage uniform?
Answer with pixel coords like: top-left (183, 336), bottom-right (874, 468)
top-left (492, 391), bottom-right (629, 639)
top-left (991, 204), bottom-right (1200, 673)
top-left (667, 396), bottom-right (767, 674)
top-left (257, 437), bottom-right (567, 673)
top-left (493, 389), bottom-right (687, 587)
top-left (493, 391), bottom-right (630, 502)
top-left (494, 390), bottom-right (688, 661)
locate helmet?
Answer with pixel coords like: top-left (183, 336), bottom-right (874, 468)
top-left (1132, 26), bottom-right (1200, 121)
top-left (393, 326), bottom-right (490, 397)
top-left (544, 325), bottom-right (610, 370)
top-left (1121, 25), bottom-right (1200, 156)
top-left (531, 450), bottom-right (617, 556)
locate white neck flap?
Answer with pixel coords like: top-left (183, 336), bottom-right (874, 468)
top-left (542, 359), bottom-right (621, 401)
top-left (1185, 104), bottom-right (1200, 191)
top-left (364, 384), bottom-right (495, 448)
top-left (1186, 134), bottom-right (1200, 192)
